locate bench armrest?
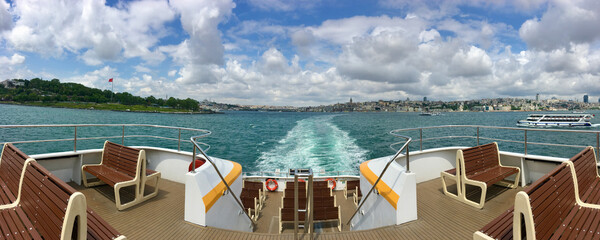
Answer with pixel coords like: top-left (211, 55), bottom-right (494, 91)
top-left (0, 158), bottom-right (36, 210)
top-left (513, 191), bottom-right (535, 240)
top-left (61, 192), bottom-right (87, 240)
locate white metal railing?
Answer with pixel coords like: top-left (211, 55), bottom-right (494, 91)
top-left (390, 125), bottom-right (600, 156)
top-left (0, 124), bottom-right (211, 152)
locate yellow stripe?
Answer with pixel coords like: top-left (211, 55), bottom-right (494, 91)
top-left (360, 160), bottom-right (399, 209)
top-left (202, 161), bottom-right (242, 213)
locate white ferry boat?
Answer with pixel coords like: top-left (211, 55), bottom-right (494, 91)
top-left (517, 113), bottom-right (594, 127)
top-left (0, 124), bottom-right (599, 239)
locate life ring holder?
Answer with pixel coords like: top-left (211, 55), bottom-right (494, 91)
top-left (326, 178), bottom-right (336, 190)
top-left (266, 178), bottom-right (278, 192)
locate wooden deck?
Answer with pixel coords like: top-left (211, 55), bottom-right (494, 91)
top-left (71, 178), bottom-right (520, 239)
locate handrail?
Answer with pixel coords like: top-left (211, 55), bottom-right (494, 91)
top-left (190, 135), bottom-right (254, 224)
top-left (346, 134), bottom-right (411, 226)
top-left (390, 125), bottom-right (600, 155)
top-left (0, 124), bottom-right (211, 152)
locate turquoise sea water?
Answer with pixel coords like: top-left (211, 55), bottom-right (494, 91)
top-left (1, 104), bottom-right (599, 173)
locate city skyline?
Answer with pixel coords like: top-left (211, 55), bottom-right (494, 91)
top-left (1, 0), bottom-right (600, 106)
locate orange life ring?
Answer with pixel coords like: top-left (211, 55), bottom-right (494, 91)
top-left (188, 159), bottom-right (206, 172)
top-left (326, 178), bottom-right (336, 190)
top-left (266, 179), bottom-right (278, 191)
top-left (298, 179), bottom-right (305, 183)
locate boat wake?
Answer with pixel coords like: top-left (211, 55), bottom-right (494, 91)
top-left (255, 115), bottom-right (367, 174)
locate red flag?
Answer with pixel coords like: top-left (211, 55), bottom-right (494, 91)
top-left (109, 78), bottom-right (113, 82)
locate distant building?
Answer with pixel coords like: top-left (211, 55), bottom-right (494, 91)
top-left (584, 95), bottom-right (589, 103)
top-left (423, 97), bottom-right (427, 102)
top-left (536, 93), bottom-right (539, 102)
top-left (0, 79), bottom-right (24, 89)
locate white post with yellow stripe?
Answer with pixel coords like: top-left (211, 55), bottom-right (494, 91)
top-left (184, 157), bottom-right (253, 232)
top-left (350, 157), bottom-right (417, 231)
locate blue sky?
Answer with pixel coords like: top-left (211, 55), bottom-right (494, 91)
top-left (1, 0), bottom-right (600, 106)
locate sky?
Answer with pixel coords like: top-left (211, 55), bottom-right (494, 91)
top-left (1, 0), bottom-right (600, 106)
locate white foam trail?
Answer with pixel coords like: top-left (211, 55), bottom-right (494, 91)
top-left (256, 115), bottom-right (367, 174)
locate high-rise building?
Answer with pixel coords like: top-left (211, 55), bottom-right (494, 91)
top-left (584, 95), bottom-right (589, 103)
top-left (423, 97), bottom-right (427, 102)
top-left (536, 93), bottom-right (539, 102)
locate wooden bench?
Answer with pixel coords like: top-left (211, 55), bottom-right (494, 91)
top-left (345, 180), bottom-right (362, 206)
top-left (243, 180), bottom-right (265, 204)
top-left (344, 180), bottom-right (359, 199)
top-left (82, 141), bottom-right (161, 210)
top-left (0, 159), bottom-right (87, 239)
top-left (456, 142), bottom-right (520, 208)
top-left (241, 195), bottom-right (260, 221)
top-left (474, 160), bottom-right (600, 240)
top-left (279, 183), bottom-right (339, 233)
top-left (568, 146), bottom-right (600, 204)
top-left (241, 185), bottom-right (263, 221)
top-left (0, 143), bottom-right (33, 205)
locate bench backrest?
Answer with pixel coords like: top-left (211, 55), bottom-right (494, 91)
top-left (313, 181), bottom-right (330, 189)
top-left (314, 207), bottom-right (338, 221)
top-left (569, 146), bottom-right (598, 199)
top-left (241, 188), bottom-right (261, 198)
top-left (0, 143), bottom-right (30, 198)
top-left (346, 180), bottom-right (359, 190)
top-left (461, 142), bottom-right (500, 177)
top-left (523, 162), bottom-right (577, 239)
top-left (286, 181), bottom-right (306, 189)
top-left (243, 181), bottom-right (263, 190)
top-left (20, 161), bottom-right (86, 239)
top-left (101, 141), bottom-right (143, 178)
top-left (282, 196), bottom-right (334, 209)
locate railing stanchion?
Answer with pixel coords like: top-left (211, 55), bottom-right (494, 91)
top-left (122, 125), bottom-right (125, 145)
top-left (74, 126), bottom-right (77, 152)
top-left (178, 128), bottom-right (181, 151)
top-left (406, 145), bottom-right (410, 173)
top-left (524, 130), bottom-right (528, 155)
top-left (419, 128), bottom-right (423, 151)
top-left (477, 127), bottom-right (480, 146)
top-left (596, 133), bottom-right (600, 161)
top-left (192, 145), bottom-right (196, 173)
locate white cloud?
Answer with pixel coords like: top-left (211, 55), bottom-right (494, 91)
top-left (520, 0), bottom-right (600, 51)
top-left (5, 0), bottom-right (174, 64)
top-left (0, 0), bottom-right (10, 32)
top-left (135, 65), bottom-right (152, 73)
top-left (168, 70), bottom-right (177, 77)
top-left (247, 0), bottom-right (321, 11)
top-left (167, 0), bottom-right (235, 85)
top-left (0, 53), bottom-right (25, 65)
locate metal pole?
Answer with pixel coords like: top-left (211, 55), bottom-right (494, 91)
top-left (308, 173), bottom-right (314, 239)
top-left (419, 128), bottom-right (423, 151)
top-left (406, 145), bottom-right (410, 173)
top-left (121, 125), bottom-right (125, 145)
top-left (294, 174), bottom-right (298, 240)
top-left (74, 126), bottom-right (77, 152)
top-left (178, 128), bottom-right (181, 151)
top-left (192, 145), bottom-right (196, 173)
top-left (524, 130), bottom-right (528, 155)
top-left (477, 127), bottom-right (480, 146)
top-left (596, 133), bottom-right (600, 161)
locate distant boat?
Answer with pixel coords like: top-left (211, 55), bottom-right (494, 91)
top-left (420, 112), bottom-right (441, 116)
top-left (517, 113), bottom-right (594, 127)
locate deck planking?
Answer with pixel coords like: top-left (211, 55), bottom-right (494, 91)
top-left (71, 177), bottom-right (520, 239)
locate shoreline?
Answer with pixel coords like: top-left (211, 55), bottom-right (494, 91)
top-left (0, 101), bottom-right (223, 114)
